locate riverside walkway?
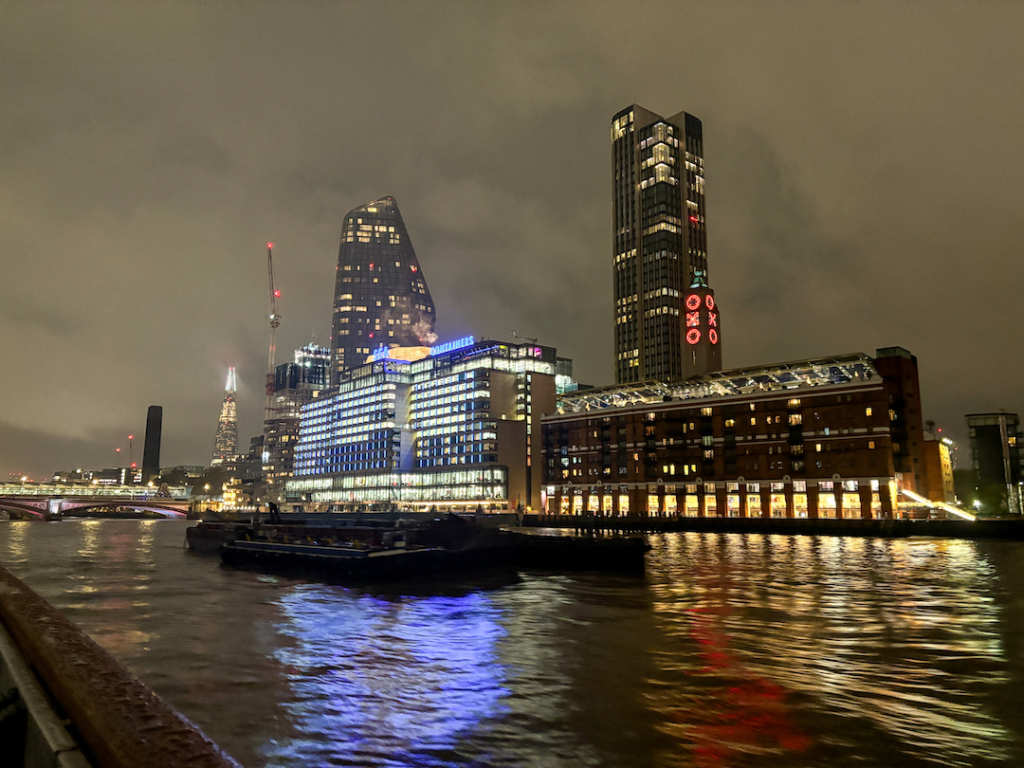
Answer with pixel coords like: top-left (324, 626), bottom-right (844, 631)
top-left (0, 563), bottom-right (239, 767)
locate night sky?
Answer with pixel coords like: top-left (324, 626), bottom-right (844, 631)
top-left (3, 3), bottom-right (1023, 480)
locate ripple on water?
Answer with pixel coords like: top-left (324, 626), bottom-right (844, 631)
top-left (1, 522), bottom-right (1023, 767)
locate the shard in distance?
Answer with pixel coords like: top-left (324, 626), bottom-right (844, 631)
top-left (330, 197), bottom-right (436, 384)
top-left (210, 367), bottom-right (237, 466)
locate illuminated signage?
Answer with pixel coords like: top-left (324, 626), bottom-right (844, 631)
top-left (431, 336), bottom-right (475, 356)
top-left (685, 294), bottom-right (701, 311)
top-left (370, 346), bottom-right (391, 362)
top-left (686, 329), bottom-right (701, 345)
top-left (709, 329), bottom-right (719, 344)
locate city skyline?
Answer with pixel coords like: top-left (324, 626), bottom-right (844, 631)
top-left (3, 3), bottom-right (1024, 479)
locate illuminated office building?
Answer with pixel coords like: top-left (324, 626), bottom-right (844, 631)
top-left (288, 338), bottom-right (570, 511)
top-left (331, 197), bottom-right (436, 384)
top-left (543, 347), bottom-right (935, 520)
top-left (612, 105), bottom-right (722, 383)
top-left (263, 342), bottom-right (331, 500)
top-left (210, 367), bottom-right (238, 466)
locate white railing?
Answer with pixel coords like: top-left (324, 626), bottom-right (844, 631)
top-left (0, 484), bottom-right (190, 500)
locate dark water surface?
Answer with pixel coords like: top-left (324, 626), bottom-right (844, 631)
top-left (1, 519), bottom-right (1022, 767)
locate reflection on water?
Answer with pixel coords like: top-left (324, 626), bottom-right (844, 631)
top-left (646, 534), bottom-right (1014, 767)
top-left (267, 586), bottom-right (509, 766)
top-left (0, 522), bottom-right (1023, 767)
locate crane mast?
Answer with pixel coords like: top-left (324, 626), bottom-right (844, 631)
top-left (265, 242), bottom-right (281, 422)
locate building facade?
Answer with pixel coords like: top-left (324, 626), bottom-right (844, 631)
top-left (542, 347), bottom-right (929, 520)
top-left (287, 338), bottom-right (564, 511)
top-left (612, 105), bottom-right (721, 383)
top-left (210, 367), bottom-right (238, 466)
top-left (331, 197), bottom-right (437, 385)
top-left (263, 342), bottom-right (331, 501)
top-left (966, 411), bottom-right (1023, 515)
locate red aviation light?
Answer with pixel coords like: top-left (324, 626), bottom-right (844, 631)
top-left (267, 242), bottom-right (273, 249)
top-left (686, 328), bottom-right (701, 345)
top-left (274, 290), bottom-right (281, 298)
top-left (705, 295), bottom-right (715, 310)
top-left (709, 329), bottom-right (719, 344)
top-left (685, 294), bottom-right (701, 311)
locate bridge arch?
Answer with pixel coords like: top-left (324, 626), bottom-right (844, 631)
top-left (57, 500), bottom-right (188, 518)
top-left (0, 499), bottom-right (47, 518)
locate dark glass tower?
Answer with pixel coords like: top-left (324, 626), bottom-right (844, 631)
top-left (612, 105), bottom-right (722, 383)
top-left (331, 197), bottom-right (436, 384)
top-left (142, 405), bottom-right (162, 483)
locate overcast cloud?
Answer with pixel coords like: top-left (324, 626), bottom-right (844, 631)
top-left (2, 2), bottom-right (1022, 479)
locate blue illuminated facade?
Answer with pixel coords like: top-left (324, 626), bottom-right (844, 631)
top-left (288, 339), bottom-right (570, 511)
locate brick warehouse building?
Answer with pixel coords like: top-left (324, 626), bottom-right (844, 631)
top-left (542, 347), bottom-right (930, 519)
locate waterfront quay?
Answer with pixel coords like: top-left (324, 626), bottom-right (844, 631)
top-left (526, 512), bottom-right (1024, 539)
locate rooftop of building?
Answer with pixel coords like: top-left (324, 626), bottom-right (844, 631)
top-left (554, 350), bottom-right (905, 415)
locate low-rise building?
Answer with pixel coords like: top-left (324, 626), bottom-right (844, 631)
top-left (542, 347), bottom-right (928, 519)
top-left (965, 411), bottom-right (1023, 515)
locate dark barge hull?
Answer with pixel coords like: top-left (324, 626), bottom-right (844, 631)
top-left (216, 526), bottom-right (650, 581)
top-left (220, 541), bottom-right (447, 581)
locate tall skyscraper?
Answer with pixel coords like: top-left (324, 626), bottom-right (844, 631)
top-left (211, 367), bottom-right (238, 466)
top-left (331, 197), bottom-right (436, 384)
top-left (612, 105), bottom-right (722, 383)
top-left (142, 405), bottom-right (162, 483)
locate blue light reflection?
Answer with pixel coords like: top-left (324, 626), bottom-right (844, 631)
top-left (264, 585), bottom-right (510, 767)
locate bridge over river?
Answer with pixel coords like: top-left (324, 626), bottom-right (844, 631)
top-left (0, 484), bottom-right (191, 519)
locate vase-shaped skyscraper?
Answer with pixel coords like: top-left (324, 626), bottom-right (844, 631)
top-left (331, 197), bottom-right (436, 384)
top-left (210, 367), bottom-right (238, 466)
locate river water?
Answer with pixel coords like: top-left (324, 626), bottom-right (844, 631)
top-left (0, 519), bottom-right (1022, 767)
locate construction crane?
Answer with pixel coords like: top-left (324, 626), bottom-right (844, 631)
top-left (265, 242), bottom-right (281, 422)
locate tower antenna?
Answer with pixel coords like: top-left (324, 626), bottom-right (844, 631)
top-left (265, 242), bottom-right (281, 422)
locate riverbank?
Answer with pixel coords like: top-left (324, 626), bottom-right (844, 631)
top-left (524, 513), bottom-right (1024, 539)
